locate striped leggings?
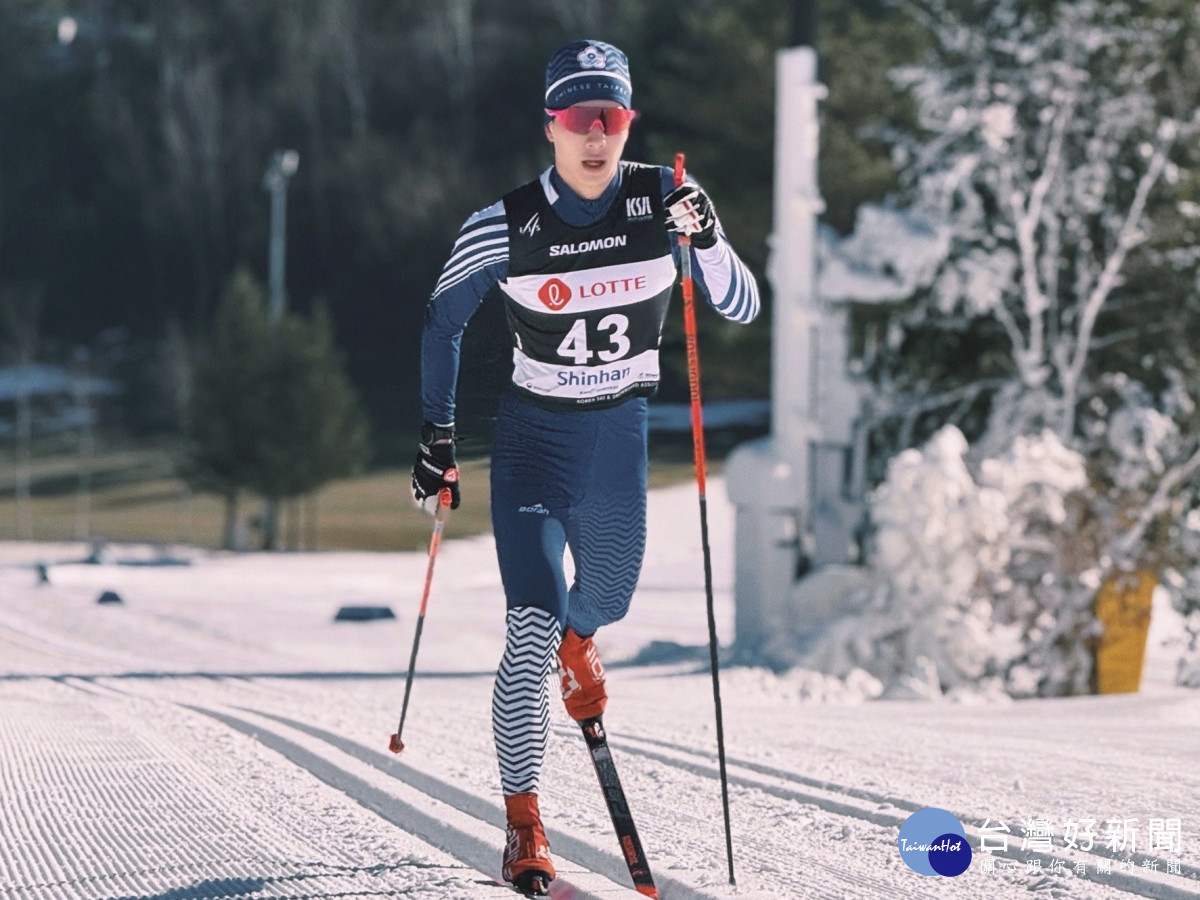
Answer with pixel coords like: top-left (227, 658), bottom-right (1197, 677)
top-left (489, 393), bottom-right (648, 794)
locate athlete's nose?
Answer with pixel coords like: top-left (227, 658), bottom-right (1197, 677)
top-left (585, 118), bottom-right (607, 145)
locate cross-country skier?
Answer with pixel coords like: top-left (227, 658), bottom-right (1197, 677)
top-left (411, 38), bottom-right (760, 896)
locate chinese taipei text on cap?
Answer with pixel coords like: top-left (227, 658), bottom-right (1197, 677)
top-left (897, 807), bottom-right (973, 876)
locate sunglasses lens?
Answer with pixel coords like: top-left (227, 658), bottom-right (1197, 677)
top-left (553, 107), bottom-right (637, 135)
top-left (603, 109), bottom-right (636, 133)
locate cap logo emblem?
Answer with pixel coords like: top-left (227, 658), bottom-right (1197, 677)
top-left (577, 46), bottom-right (607, 69)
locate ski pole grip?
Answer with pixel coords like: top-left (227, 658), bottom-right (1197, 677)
top-left (438, 487), bottom-right (453, 508)
top-left (673, 153), bottom-right (685, 189)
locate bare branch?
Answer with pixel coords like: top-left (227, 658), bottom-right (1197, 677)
top-left (1088, 321), bottom-right (1173, 351)
top-left (875, 379), bottom-right (1007, 450)
top-left (1066, 134), bottom-right (1173, 400)
top-left (991, 297), bottom-right (1029, 370)
top-left (1010, 100), bottom-right (1073, 365)
top-left (1114, 442), bottom-right (1200, 560)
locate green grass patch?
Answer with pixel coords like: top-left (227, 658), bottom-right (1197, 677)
top-left (0, 455), bottom-right (705, 551)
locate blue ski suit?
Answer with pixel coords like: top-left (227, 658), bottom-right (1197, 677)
top-left (420, 162), bottom-right (758, 794)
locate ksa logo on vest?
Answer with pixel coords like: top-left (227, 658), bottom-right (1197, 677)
top-left (626, 196), bottom-right (652, 220)
top-left (538, 278), bottom-right (572, 310)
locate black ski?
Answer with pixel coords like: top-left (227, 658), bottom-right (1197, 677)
top-left (578, 717), bottom-right (659, 898)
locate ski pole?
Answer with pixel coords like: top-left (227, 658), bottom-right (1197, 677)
top-left (389, 482), bottom-right (455, 754)
top-left (673, 152), bottom-right (736, 886)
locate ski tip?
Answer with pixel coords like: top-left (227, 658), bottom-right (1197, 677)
top-left (635, 887), bottom-right (659, 899)
top-left (387, 733), bottom-right (404, 754)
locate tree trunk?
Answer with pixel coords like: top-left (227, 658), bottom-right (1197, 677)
top-left (287, 498), bottom-right (301, 551)
top-left (261, 498), bottom-right (279, 550)
top-left (222, 491), bottom-right (240, 551)
top-left (305, 494), bottom-right (318, 551)
top-left (14, 381), bottom-right (32, 540)
top-left (73, 364), bottom-right (95, 542)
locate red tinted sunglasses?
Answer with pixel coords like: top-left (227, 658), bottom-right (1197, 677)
top-left (545, 106), bottom-right (639, 135)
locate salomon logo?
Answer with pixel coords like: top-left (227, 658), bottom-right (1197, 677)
top-left (626, 196), bottom-right (652, 220)
top-left (518, 503), bottom-right (550, 516)
top-left (548, 235), bottom-right (628, 257)
top-left (537, 278), bottom-right (572, 310)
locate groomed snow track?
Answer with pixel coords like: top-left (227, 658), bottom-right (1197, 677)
top-left (2, 672), bottom-right (1197, 900)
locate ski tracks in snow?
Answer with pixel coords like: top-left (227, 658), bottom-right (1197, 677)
top-left (3, 670), bottom-right (1172, 900)
top-left (0, 612), bottom-right (1195, 898)
top-left (0, 679), bottom-right (492, 899)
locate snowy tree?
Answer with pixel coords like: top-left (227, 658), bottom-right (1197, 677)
top-left (805, 425), bottom-right (1098, 696)
top-left (977, 429), bottom-right (1094, 695)
top-left (832, 0), bottom-right (1200, 689)
top-left (849, 426), bottom-right (1007, 693)
top-left (882, 0), bottom-right (1200, 449)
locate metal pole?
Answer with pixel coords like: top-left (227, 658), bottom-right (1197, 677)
top-left (263, 150), bottom-right (299, 322)
top-left (261, 150), bottom-right (298, 548)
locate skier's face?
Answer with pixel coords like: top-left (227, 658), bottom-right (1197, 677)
top-left (545, 100), bottom-right (629, 200)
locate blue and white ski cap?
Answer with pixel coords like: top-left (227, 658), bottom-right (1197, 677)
top-left (544, 40), bottom-right (632, 110)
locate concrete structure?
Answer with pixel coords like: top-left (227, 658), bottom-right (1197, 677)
top-left (725, 30), bottom-right (828, 664)
top-left (726, 11), bottom-right (955, 664)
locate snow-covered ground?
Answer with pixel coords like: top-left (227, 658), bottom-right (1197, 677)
top-left (1, 479), bottom-right (1198, 899)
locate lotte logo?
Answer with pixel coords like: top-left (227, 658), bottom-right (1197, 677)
top-left (538, 278), bottom-right (572, 310)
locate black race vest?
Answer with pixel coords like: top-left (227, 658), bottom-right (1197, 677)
top-left (500, 164), bottom-right (675, 410)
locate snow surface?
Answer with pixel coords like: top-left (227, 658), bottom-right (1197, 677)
top-left (1, 478), bottom-right (1198, 899)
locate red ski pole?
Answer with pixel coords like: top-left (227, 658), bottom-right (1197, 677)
top-left (673, 152), bottom-right (735, 886)
top-left (389, 481), bottom-right (455, 754)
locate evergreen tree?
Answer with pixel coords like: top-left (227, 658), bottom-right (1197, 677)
top-left (250, 302), bottom-right (370, 550)
top-left (180, 270), bottom-right (273, 549)
top-left (181, 269), bottom-right (369, 549)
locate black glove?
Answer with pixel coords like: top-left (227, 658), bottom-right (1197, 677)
top-left (411, 422), bottom-right (460, 513)
top-left (665, 184), bottom-right (718, 249)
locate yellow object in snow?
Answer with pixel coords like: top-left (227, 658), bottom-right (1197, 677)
top-left (1094, 570), bottom-right (1155, 694)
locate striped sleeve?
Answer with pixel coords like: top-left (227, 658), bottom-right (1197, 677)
top-left (431, 202), bottom-right (509, 299)
top-left (421, 201), bottom-right (510, 425)
top-left (692, 239), bottom-right (760, 324)
top-left (657, 167), bottom-right (760, 324)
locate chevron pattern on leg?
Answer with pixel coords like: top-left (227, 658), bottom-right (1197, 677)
top-left (492, 606), bottom-right (562, 795)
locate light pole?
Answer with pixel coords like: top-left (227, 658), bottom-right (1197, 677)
top-left (263, 149), bottom-right (299, 321)
top-left (261, 149), bottom-right (298, 549)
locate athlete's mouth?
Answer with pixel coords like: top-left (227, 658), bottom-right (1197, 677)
top-left (582, 158), bottom-right (607, 171)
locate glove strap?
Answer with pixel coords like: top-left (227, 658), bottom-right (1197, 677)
top-left (420, 421), bottom-right (456, 448)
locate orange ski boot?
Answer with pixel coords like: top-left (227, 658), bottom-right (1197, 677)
top-left (558, 628), bottom-right (607, 721)
top-left (501, 792), bottom-right (555, 895)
